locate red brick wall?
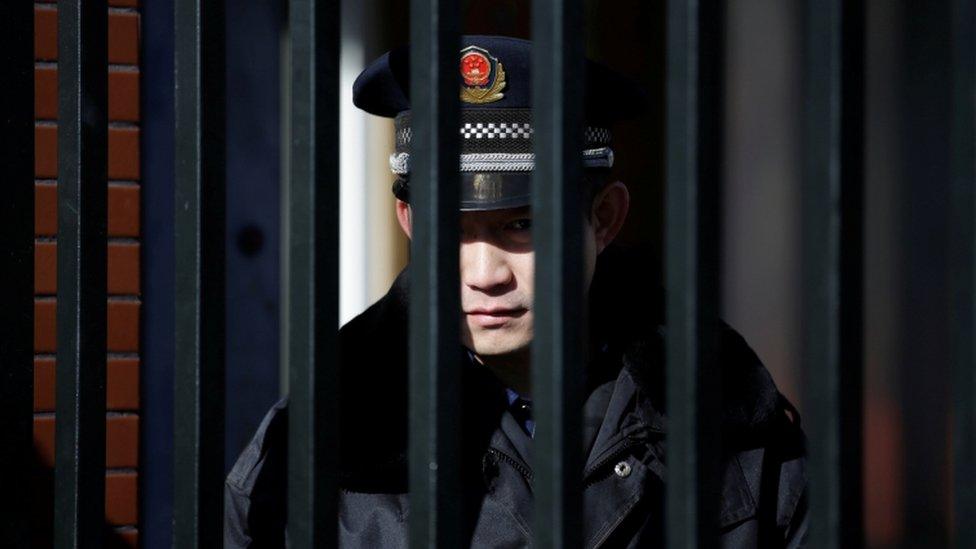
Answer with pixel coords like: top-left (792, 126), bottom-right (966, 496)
top-left (33, 1), bottom-right (141, 546)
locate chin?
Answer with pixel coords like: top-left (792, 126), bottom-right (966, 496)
top-left (467, 333), bottom-right (532, 357)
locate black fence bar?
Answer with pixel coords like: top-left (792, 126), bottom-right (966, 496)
top-left (951, 0), bottom-right (976, 545)
top-left (664, 0), bottom-right (724, 546)
top-left (0, 2), bottom-right (35, 547)
top-left (801, 0), bottom-right (865, 546)
top-left (408, 0), bottom-right (462, 546)
top-left (173, 0), bottom-right (226, 546)
top-left (285, 0), bottom-right (341, 546)
top-left (53, 0), bottom-right (108, 547)
top-left (530, 1), bottom-right (586, 547)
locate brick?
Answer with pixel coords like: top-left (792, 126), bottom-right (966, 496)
top-left (34, 9), bottom-right (140, 65)
top-left (36, 183), bottom-right (141, 237)
top-left (109, 70), bottom-right (140, 122)
top-left (105, 472), bottom-right (138, 526)
top-left (108, 184), bottom-right (141, 236)
top-left (35, 124), bottom-right (56, 179)
top-left (35, 68), bottom-right (141, 122)
top-left (34, 357), bottom-right (140, 412)
top-left (114, 529), bottom-right (138, 548)
top-left (106, 415), bottom-right (139, 468)
top-left (33, 242), bottom-right (141, 295)
top-left (37, 415), bottom-right (139, 468)
top-left (33, 416), bottom-right (140, 474)
top-left (108, 300), bottom-right (140, 351)
top-left (35, 182), bottom-right (57, 235)
top-left (34, 7), bottom-right (57, 61)
top-left (34, 299), bottom-right (55, 353)
top-left (35, 240), bottom-right (56, 295)
top-left (34, 299), bottom-right (140, 353)
top-left (109, 128), bottom-right (140, 180)
top-left (108, 243), bottom-right (140, 294)
top-left (108, 12), bottom-right (140, 65)
top-left (107, 358), bottom-right (140, 410)
top-left (35, 66), bottom-right (57, 120)
top-left (32, 415), bottom-right (55, 466)
top-left (33, 357), bottom-right (55, 411)
top-left (34, 126), bottom-right (141, 181)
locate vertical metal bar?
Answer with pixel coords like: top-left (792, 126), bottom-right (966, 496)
top-left (53, 0), bottom-right (108, 547)
top-left (801, 0), bottom-right (864, 546)
top-left (0, 2), bottom-right (35, 547)
top-left (531, 0), bottom-right (585, 547)
top-left (952, 0), bottom-right (976, 545)
top-left (173, 0), bottom-right (226, 546)
top-left (286, 0), bottom-right (341, 545)
top-left (408, 0), bottom-right (461, 546)
top-left (665, 0), bottom-right (724, 546)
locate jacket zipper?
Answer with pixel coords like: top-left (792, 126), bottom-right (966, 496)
top-left (487, 447), bottom-right (534, 484)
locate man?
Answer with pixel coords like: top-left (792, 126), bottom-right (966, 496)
top-left (225, 35), bottom-right (808, 547)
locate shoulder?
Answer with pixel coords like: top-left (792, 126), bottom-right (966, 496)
top-left (224, 397), bottom-right (289, 548)
top-left (226, 397), bottom-right (289, 493)
top-left (714, 324), bottom-right (808, 545)
top-left (224, 269), bottom-right (412, 544)
top-left (611, 311), bottom-right (808, 543)
top-left (337, 268), bottom-right (409, 353)
top-left (722, 395), bottom-right (808, 546)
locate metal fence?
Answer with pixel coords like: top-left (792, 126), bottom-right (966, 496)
top-left (3, 0), bottom-right (975, 547)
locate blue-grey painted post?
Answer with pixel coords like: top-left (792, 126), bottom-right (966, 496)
top-left (801, 0), bottom-right (865, 546)
top-left (285, 0), bottom-right (341, 546)
top-left (173, 0), bottom-right (227, 546)
top-left (54, 0), bottom-right (109, 547)
top-left (952, 0), bottom-right (976, 546)
top-left (407, 0), bottom-right (462, 546)
top-left (531, 0), bottom-right (586, 547)
top-left (0, 2), bottom-right (35, 546)
top-left (665, 0), bottom-right (725, 547)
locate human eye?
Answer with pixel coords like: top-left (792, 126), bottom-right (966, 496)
top-left (505, 218), bottom-right (532, 231)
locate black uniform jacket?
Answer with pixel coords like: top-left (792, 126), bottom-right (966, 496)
top-left (224, 244), bottom-right (809, 548)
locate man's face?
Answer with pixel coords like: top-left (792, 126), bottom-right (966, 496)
top-left (396, 180), bottom-right (629, 359)
top-left (458, 205), bottom-right (598, 357)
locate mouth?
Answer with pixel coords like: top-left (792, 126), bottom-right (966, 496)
top-left (465, 307), bottom-right (527, 328)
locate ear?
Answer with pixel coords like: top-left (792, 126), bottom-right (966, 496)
top-left (395, 199), bottom-right (413, 240)
top-left (588, 181), bottom-right (630, 255)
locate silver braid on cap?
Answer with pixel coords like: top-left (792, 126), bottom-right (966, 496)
top-left (388, 147), bottom-right (614, 176)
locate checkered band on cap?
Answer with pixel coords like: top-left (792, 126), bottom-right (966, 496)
top-left (393, 109), bottom-right (612, 156)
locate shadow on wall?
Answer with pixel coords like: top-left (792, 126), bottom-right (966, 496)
top-left (31, 445), bottom-right (138, 548)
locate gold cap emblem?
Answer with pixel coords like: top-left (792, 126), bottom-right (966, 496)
top-left (459, 45), bottom-right (506, 104)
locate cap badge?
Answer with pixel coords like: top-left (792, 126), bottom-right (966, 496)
top-left (460, 45), bottom-right (506, 104)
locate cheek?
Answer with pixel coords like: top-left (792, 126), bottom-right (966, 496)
top-left (513, 254), bottom-right (535, 297)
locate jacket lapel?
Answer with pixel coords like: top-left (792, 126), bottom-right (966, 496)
top-left (579, 359), bottom-right (667, 548)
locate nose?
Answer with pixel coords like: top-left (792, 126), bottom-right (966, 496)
top-left (460, 240), bottom-right (514, 294)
